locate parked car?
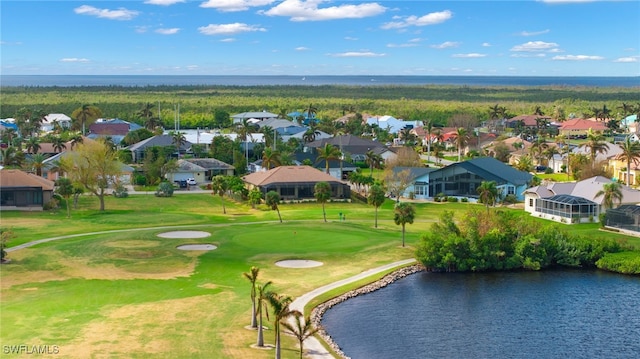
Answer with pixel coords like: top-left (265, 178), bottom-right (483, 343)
top-left (174, 180), bottom-right (187, 189)
top-left (186, 178), bottom-right (197, 186)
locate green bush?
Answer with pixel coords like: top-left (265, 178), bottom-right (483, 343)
top-left (113, 184), bottom-right (129, 198)
top-left (447, 197), bottom-right (458, 203)
top-left (596, 252), bottom-right (640, 274)
top-left (460, 197), bottom-right (469, 203)
top-left (155, 182), bottom-right (174, 197)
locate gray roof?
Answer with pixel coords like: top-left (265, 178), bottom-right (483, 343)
top-left (393, 166), bottom-right (436, 182)
top-left (184, 158), bottom-right (234, 170)
top-left (435, 157), bottom-right (532, 186)
top-left (175, 159), bottom-right (206, 172)
top-left (231, 111), bottom-right (279, 120)
top-left (126, 135), bottom-right (192, 152)
top-left (526, 176), bottom-right (640, 205)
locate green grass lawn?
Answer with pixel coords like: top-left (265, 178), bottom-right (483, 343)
top-left (1, 194), bottom-right (638, 358)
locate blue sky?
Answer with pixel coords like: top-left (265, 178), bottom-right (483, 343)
top-left (1, 0), bottom-right (639, 76)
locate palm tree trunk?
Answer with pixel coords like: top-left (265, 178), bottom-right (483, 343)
top-left (402, 224), bottom-right (405, 247)
top-left (374, 207), bottom-right (378, 228)
top-left (250, 300), bottom-right (257, 328)
top-left (276, 208), bottom-right (282, 223)
top-left (275, 328), bottom-right (281, 359)
top-left (257, 310), bottom-right (264, 346)
top-left (322, 203), bottom-right (326, 222)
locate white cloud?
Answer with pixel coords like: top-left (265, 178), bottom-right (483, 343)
top-left (344, 36), bottom-right (358, 41)
top-left (519, 29), bottom-right (550, 36)
top-left (295, 46), bottom-right (310, 51)
top-left (220, 38), bottom-right (237, 42)
top-left (387, 42), bottom-right (419, 48)
top-left (482, 42), bottom-right (491, 47)
top-left (201, 0), bottom-right (275, 12)
top-left (262, 0), bottom-right (386, 21)
top-left (452, 53), bottom-right (486, 58)
top-left (511, 53), bottom-right (546, 58)
top-left (155, 28), bottom-right (180, 35)
top-left (144, 0), bottom-right (185, 5)
top-left (60, 58), bottom-right (90, 63)
top-left (613, 56), bottom-right (639, 63)
top-left (198, 23), bottom-right (267, 35)
top-left (552, 55), bottom-right (604, 61)
top-left (328, 51), bottom-right (386, 58)
top-left (135, 26), bottom-right (150, 33)
top-left (430, 41), bottom-right (460, 49)
top-left (74, 5), bottom-right (139, 20)
top-left (511, 41), bottom-right (559, 52)
top-left (381, 10), bottom-right (452, 29)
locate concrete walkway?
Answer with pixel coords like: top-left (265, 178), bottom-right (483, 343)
top-left (289, 258), bottom-right (417, 359)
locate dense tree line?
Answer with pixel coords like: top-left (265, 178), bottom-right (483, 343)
top-left (2, 85), bottom-right (638, 130)
top-left (416, 209), bottom-right (625, 272)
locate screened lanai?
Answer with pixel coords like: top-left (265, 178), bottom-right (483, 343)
top-left (605, 205), bottom-right (640, 232)
top-left (534, 194), bottom-right (598, 221)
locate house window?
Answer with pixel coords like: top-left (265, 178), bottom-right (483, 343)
top-left (529, 198), bottom-right (533, 207)
top-left (415, 185), bottom-right (427, 196)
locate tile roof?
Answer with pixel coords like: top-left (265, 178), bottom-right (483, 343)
top-left (560, 118), bottom-right (607, 131)
top-left (243, 165), bottom-right (346, 186)
top-left (0, 169), bottom-right (55, 190)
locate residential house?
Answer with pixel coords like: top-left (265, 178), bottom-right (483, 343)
top-left (365, 115), bottom-right (423, 135)
top-left (242, 165), bottom-right (350, 201)
top-left (231, 111), bottom-right (279, 125)
top-left (88, 118), bottom-right (143, 145)
top-left (524, 176), bottom-right (640, 224)
top-left (305, 134), bottom-right (396, 163)
top-left (293, 152), bottom-right (358, 180)
top-left (558, 118), bottom-right (607, 138)
top-left (398, 157), bottom-right (532, 201)
top-left (393, 167), bottom-right (437, 200)
top-left (483, 137), bottom-right (533, 165)
top-left (0, 169), bottom-right (55, 211)
top-left (41, 113), bottom-right (72, 132)
top-left (168, 158), bottom-right (235, 182)
top-left (126, 135), bottom-right (193, 163)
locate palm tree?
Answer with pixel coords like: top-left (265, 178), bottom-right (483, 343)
top-left (28, 153), bottom-right (47, 176)
top-left (365, 150), bottom-right (382, 175)
top-left (305, 103), bottom-right (318, 123)
top-left (170, 131), bottom-right (187, 157)
top-left (262, 147), bottom-right (282, 170)
top-left (69, 133), bottom-right (84, 150)
top-left (368, 184), bottom-right (386, 228)
top-left (268, 294), bottom-right (296, 359)
top-left (211, 175), bottom-right (228, 214)
top-left (71, 104), bottom-right (102, 135)
top-left (25, 137), bottom-right (41, 154)
top-left (282, 312), bottom-right (319, 359)
top-left (543, 146), bottom-right (560, 171)
top-left (302, 128), bottom-right (321, 143)
top-left (0, 146), bottom-right (24, 167)
top-left (393, 202), bottom-right (415, 247)
top-left (243, 266), bottom-right (260, 329)
top-left (316, 144), bottom-right (341, 174)
top-left (2, 128), bottom-right (17, 147)
top-left (265, 190), bottom-right (282, 223)
top-left (453, 127), bottom-right (469, 162)
top-left (261, 125), bottom-right (276, 150)
top-left (255, 281), bottom-right (273, 347)
top-left (424, 120), bottom-right (433, 162)
top-left (138, 102), bottom-right (161, 130)
top-left (314, 181), bottom-right (332, 222)
top-left (477, 180), bottom-right (499, 213)
top-left (617, 136), bottom-right (640, 185)
top-left (51, 136), bottom-right (67, 153)
top-left (595, 182), bottom-right (623, 210)
top-left (399, 127), bottom-right (416, 146)
top-left (580, 129), bottom-right (609, 169)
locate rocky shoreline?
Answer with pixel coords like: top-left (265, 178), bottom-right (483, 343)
top-left (310, 264), bottom-right (425, 359)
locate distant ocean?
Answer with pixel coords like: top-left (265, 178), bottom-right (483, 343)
top-left (1, 75), bottom-right (638, 88)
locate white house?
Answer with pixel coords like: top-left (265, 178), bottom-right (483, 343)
top-left (42, 113), bottom-right (72, 132)
top-left (365, 115), bottom-right (423, 135)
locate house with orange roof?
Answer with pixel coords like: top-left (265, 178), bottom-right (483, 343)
top-left (242, 165), bottom-right (350, 201)
top-left (0, 169), bottom-right (55, 211)
top-left (559, 118), bottom-right (607, 138)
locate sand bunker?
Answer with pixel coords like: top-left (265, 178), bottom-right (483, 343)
top-left (176, 244), bottom-right (217, 251)
top-left (157, 231), bottom-right (211, 239)
top-left (275, 260), bottom-right (323, 268)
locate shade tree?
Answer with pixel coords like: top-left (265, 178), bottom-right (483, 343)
top-left (393, 202), bottom-right (415, 247)
top-left (368, 184), bottom-right (386, 228)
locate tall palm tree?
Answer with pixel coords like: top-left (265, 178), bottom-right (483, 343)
top-left (368, 184), bottom-right (386, 228)
top-left (28, 153), bottom-right (47, 176)
top-left (617, 136), bottom-right (640, 185)
top-left (2, 128), bottom-right (17, 147)
top-left (424, 120), bottom-right (433, 162)
top-left (393, 202), bottom-right (415, 247)
top-left (255, 281), bottom-right (273, 347)
top-left (282, 312), bottom-right (319, 359)
top-left (138, 102), bottom-right (161, 130)
top-left (51, 136), bottom-right (67, 153)
top-left (211, 175), bottom-right (228, 214)
top-left (477, 180), bottom-right (499, 213)
top-left (25, 137), bottom-right (41, 154)
top-left (595, 182), bottom-right (623, 210)
top-left (243, 266), bottom-right (260, 329)
top-left (170, 131), bottom-right (187, 156)
top-left (543, 146), bottom-right (560, 171)
top-left (265, 190), bottom-right (282, 223)
top-left (305, 103), bottom-right (318, 123)
top-left (268, 294), bottom-right (296, 359)
top-left (69, 133), bottom-right (84, 150)
top-left (302, 128), bottom-right (320, 143)
top-left (315, 144), bottom-right (341, 174)
top-left (580, 129), bottom-right (609, 169)
top-left (453, 127), bottom-right (469, 162)
top-left (0, 146), bottom-right (24, 167)
top-left (314, 181), bottom-right (332, 222)
top-left (365, 150), bottom-right (382, 175)
top-left (71, 104), bottom-right (102, 135)
top-left (262, 147), bottom-right (282, 170)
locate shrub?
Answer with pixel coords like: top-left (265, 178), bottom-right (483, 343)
top-left (113, 184), bottom-right (129, 198)
top-left (545, 167), bottom-right (554, 174)
top-left (447, 197), bottom-right (458, 203)
top-left (134, 175), bottom-right (147, 186)
top-left (460, 197), bottom-right (468, 202)
top-left (155, 182), bottom-right (174, 197)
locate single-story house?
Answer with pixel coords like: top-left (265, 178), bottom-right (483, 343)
top-left (365, 115), bottom-right (423, 135)
top-left (558, 118), bottom-right (607, 138)
top-left (42, 113), bottom-right (72, 132)
top-left (305, 135), bottom-right (396, 163)
top-left (293, 153), bottom-right (358, 180)
top-left (231, 111), bottom-right (279, 125)
top-left (183, 158), bottom-right (235, 179)
top-left (394, 167), bottom-right (437, 200)
top-left (126, 135), bottom-right (193, 163)
top-left (242, 165), bottom-right (350, 201)
top-left (0, 169), bottom-right (55, 211)
top-left (165, 159), bottom-right (207, 184)
top-left (409, 157), bottom-right (533, 200)
top-left (524, 176), bottom-right (640, 224)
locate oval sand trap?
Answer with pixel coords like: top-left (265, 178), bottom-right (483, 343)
top-left (275, 260), bottom-right (323, 268)
top-left (157, 231), bottom-right (211, 239)
top-left (176, 244), bottom-right (217, 251)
